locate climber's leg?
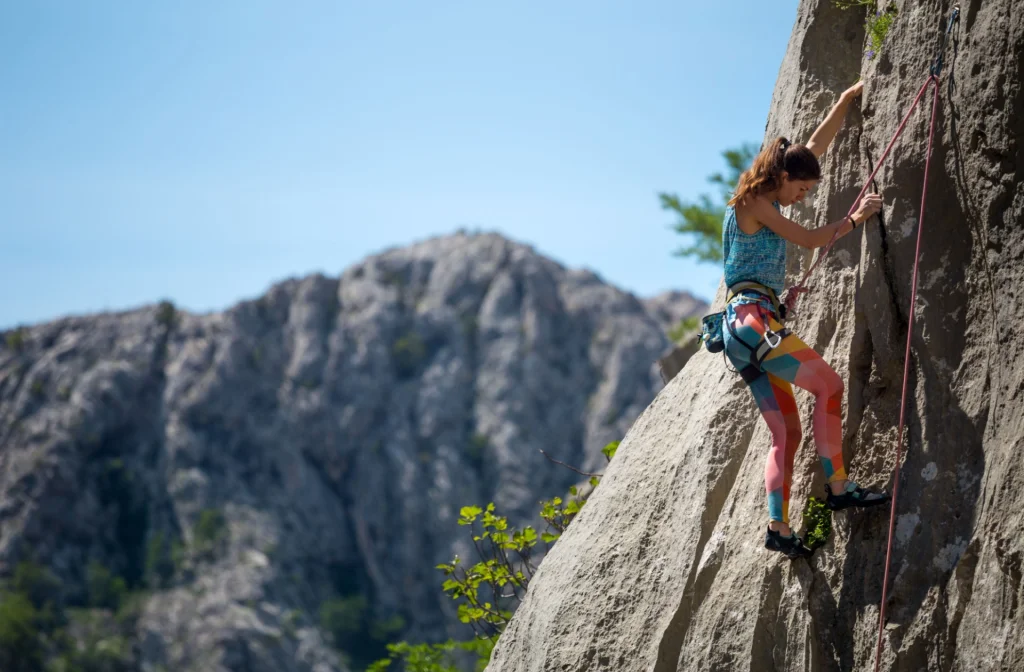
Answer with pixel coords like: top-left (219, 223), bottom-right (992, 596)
top-left (727, 308), bottom-right (802, 527)
top-left (755, 315), bottom-right (848, 486)
top-left (728, 306), bottom-right (814, 559)
top-left (744, 369), bottom-right (802, 526)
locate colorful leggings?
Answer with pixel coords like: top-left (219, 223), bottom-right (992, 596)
top-left (724, 299), bottom-right (847, 524)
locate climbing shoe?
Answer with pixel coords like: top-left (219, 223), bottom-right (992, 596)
top-left (824, 481), bottom-right (890, 511)
top-left (764, 526), bottom-right (813, 559)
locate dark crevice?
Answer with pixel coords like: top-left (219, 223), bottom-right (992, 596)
top-left (861, 148), bottom-right (907, 338)
top-left (940, 538), bottom-right (980, 670)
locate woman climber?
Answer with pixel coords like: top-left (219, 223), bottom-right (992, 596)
top-left (721, 81), bottom-right (890, 559)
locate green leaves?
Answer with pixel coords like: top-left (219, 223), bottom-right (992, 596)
top-left (392, 332), bottom-right (427, 379)
top-left (459, 505), bottom-right (483, 524)
top-left (193, 508), bottom-right (228, 556)
top-left (866, 3), bottom-right (898, 58)
top-left (538, 482), bottom-right (589, 541)
top-left (831, 1), bottom-right (899, 60)
top-left (367, 638), bottom-right (497, 672)
top-left (86, 562), bottom-right (126, 611)
top-left (667, 316), bottom-right (701, 344)
top-left (659, 144), bottom-right (757, 265)
top-left (661, 192), bottom-right (728, 264)
top-left (802, 496), bottom-right (833, 550)
top-left (382, 439), bottom-right (621, 672)
top-left (601, 440), bottom-right (620, 462)
top-left (0, 591), bottom-right (43, 672)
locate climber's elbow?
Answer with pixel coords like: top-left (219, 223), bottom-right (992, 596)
top-left (795, 230), bottom-right (818, 250)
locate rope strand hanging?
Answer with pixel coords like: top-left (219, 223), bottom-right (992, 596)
top-left (871, 8), bottom-right (959, 671)
top-left (767, 5), bottom-right (961, 670)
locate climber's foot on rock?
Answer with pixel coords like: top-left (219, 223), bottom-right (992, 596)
top-left (825, 481), bottom-right (890, 511)
top-left (764, 526), bottom-right (813, 560)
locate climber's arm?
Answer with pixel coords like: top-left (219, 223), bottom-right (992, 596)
top-left (806, 81), bottom-right (864, 159)
top-left (743, 193), bottom-right (880, 249)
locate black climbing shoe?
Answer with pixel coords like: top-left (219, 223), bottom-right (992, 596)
top-left (824, 481), bottom-right (890, 511)
top-left (764, 526), bottom-right (813, 559)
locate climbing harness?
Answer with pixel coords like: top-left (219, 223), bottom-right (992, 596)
top-left (722, 281), bottom-right (791, 368)
top-left (724, 307), bottom-right (791, 370)
top-left (726, 280), bottom-right (787, 320)
top-left (698, 280), bottom-right (789, 366)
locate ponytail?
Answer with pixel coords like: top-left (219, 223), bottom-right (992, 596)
top-left (729, 137), bottom-right (821, 206)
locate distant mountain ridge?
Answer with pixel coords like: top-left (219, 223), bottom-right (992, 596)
top-left (0, 230), bottom-right (707, 671)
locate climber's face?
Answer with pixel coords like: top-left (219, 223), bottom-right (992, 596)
top-left (778, 173), bottom-right (818, 206)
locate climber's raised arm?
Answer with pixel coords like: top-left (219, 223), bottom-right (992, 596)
top-left (805, 81), bottom-right (864, 159)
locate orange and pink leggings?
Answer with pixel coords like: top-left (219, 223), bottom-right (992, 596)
top-left (724, 300), bottom-right (847, 524)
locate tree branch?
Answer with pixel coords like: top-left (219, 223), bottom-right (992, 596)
top-left (537, 449), bottom-right (603, 478)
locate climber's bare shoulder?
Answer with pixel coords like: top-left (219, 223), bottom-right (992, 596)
top-left (736, 196), bottom-right (813, 248)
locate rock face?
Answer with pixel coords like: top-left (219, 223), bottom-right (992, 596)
top-left (0, 232), bottom-right (696, 671)
top-left (487, 1), bottom-right (1024, 671)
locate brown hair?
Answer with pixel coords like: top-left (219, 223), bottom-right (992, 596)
top-left (728, 137), bottom-right (821, 206)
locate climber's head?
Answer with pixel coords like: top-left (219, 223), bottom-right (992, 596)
top-left (729, 137), bottom-right (821, 207)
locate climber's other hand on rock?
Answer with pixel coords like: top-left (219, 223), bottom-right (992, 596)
top-left (853, 193), bottom-right (883, 224)
top-left (842, 80), bottom-right (865, 102)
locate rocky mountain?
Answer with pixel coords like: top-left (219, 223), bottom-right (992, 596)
top-left (0, 231), bottom-right (704, 671)
top-left (642, 291), bottom-right (708, 337)
top-left (487, 1), bottom-right (1024, 670)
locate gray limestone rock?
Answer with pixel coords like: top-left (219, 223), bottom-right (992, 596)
top-left (486, 1), bottom-right (1024, 670)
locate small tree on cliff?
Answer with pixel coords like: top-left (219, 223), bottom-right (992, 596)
top-left (367, 441), bottom-right (621, 672)
top-left (659, 143), bottom-right (757, 265)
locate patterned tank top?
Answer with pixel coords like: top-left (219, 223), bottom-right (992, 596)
top-left (722, 202), bottom-right (786, 296)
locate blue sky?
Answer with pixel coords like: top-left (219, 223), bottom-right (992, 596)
top-left (0, 0), bottom-right (798, 328)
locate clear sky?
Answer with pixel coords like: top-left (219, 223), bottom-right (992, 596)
top-left (0, 0), bottom-right (798, 329)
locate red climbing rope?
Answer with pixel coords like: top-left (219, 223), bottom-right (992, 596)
top-left (778, 8), bottom-right (961, 670)
top-left (872, 72), bottom-right (941, 672)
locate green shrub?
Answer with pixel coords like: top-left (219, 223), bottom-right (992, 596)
top-left (601, 441), bottom-right (620, 461)
top-left (283, 609), bottom-right (302, 639)
top-left (366, 641), bottom-right (459, 672)
top-left (319, 595), bottom-right (366, 645)
top-left (4, 329), bottom-right (27, 352)
top-left (86, 563), bottom-right (126, 611)
top-left (466, 434), bottom-right (488, 470)
top-left (193, 509), bottom-right (228, 555)
top-left (11, 561), bottom-right (62, 613)
top-left (802, 497), bottom-right (832, 550)
top-left (866, 4), bottom-right (898, 58)
top-left (460, 315), bottom-right (478, 340)
top-left (320, 595), bottom-right (405, 667)
top-left (155, 301), bottom-right (177, 329)
top-left (0, 591), bottom-right (43, 672)
top-left (370, 439), bottom-right (620, 672)
top-left (369, 614), bottom-right (406, 642)
top-left (145, 532), bottom-right (176, 588)
top-left (114, 591), bottom-right (148, 627)
top-left (392, 333), bottom-right (426, 378)
top-left (667, 316), bottom-right (700, 344)
top-left (53, 609), bottom-right (134, 672)
top-left (170, 541), bottom-right (185, 573)
top-left (832, 0), bottom-right (898, 60)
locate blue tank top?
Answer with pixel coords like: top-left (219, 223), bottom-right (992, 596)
top-left (722, 203), bottom-right (787, 296)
